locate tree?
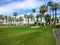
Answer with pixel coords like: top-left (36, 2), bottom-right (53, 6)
top-left (26, 15), bottom-right (31, 25)
top-left (32, 9), bottom-right (36, 22)
top-left (13, 12), bottom-right (18, 26)
top-left (4, 16), bottom-right (8, 26)
top-left (53, 3), bottom-right (59, 18)
top-left (51, 7), bottom-right (55, 18)
top-left (0, 15), bottom-right (3, 26)
top-left (51, 18), bottom-right (58, 24)
top-left (40, 5), bottom-right (48, 25)
top-left (2, 16), bottom-right (4, 25)
top-left (45, 14), bottom-right (51, 24)
top-left (8, 16), bottom-right (12, 27)
top-left (36, 14), bottom-right (39, 22)
top-left (12, 17), bottom-right (14, 26)
top-left (36, 14), bottom-right (39, 25)
top-left (19, 16), bottom-right (24, 25)
top-left (30, 14), bottom-right (33, 20)
top-left (16, 18), bottom-right (19, 26)
top-left (47, 1), bottom-right (53, 18)
top-left (39, 13), bottom-right (44, 24)
top-left (24, 14), bottom-right (27, 22)
top-left (24, 14), bottom-right (31, 25)
top-left (51, 3), bottom-right (59, 24)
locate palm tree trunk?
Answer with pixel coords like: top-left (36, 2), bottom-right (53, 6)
top-left (28, 18), bottom-right (29, 25)
top-left (36, 18), bottom-right (38, 26)
top-left (15, 16), bottom-right (16, 26)
top-left (6, 20), bottom-right (7, 26)
top-left (43, 13), bottom-right (46, 26)
top-left (53, 10), bottom-right (54, 18)
top-left (34, 13), bottom-right (35, 23)
top-left (50, 10), bottom-right (51, 18)
top-left (40, 17), bottom-right (42, 24)
top-left (3, 19), bottom-right (4, 25)
top-left (55, 9), bottom-right (57, 18)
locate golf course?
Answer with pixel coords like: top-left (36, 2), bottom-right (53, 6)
top-left (0, 25), bottom-right (56, 45)
top-left (0, 0), bottom-right (60, 45)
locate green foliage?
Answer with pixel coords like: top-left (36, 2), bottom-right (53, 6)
top-left (32, 9), bottom-right (36, 13)
top-left (47, 1), bottom-right (53, 6)
top-left (45, 14), bottom-right (51, 23)
top-left (19, 17), bottom-right (24, 22)
top-left (40, 5), bottom-right (48, 14)
top-left (13, 12), bottom-right (18, 17)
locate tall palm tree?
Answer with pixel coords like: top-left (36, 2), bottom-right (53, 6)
top-left (47, 1), bottom-right (53, 17)
top-left (30, 14), bottom-right (33, 20)
top-left (40, 5), bottom-right (48, 25)
top-left (0, 15), bottom-right (3, 26)
top-left (19, 17), bottom-right (24, 25)
top-left (12, 17), bottom-right (14, 26)
top-left (40, 12), bottom-right (44, 24)
top-left (24, 14), bottom-right (28, 25)
top-left (2, 16), bottom-right (4, 25)
top-left (36, 14), bottom-right (39, 23)
top-left (24, 14), bottom-right (27, 22)
top-left (8, 16), bottom-right (12, 27)
top-left (13, 12), bottom-right (18, 26)
top-left (45, 14), bottom-right (51, 24)
top-left (51, 6), bottom-right (55, 18)
top-left (24, 15), bottom-right (31, 25)
top-left (51, 3), bottom-right (59, 24)
top-left (4, 16), bottom-right (8, 26)
top-left (53, 3), bottom-right (59, 18)
top-left (26, 15), bottom-right (30, 25)
top-left (16, 18), bottom-right (19, 26)
top-left (32, 9), bottom-right (36, 22)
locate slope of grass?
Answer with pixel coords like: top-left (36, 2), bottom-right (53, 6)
top-left (0, 25), bottom-right (56, 45)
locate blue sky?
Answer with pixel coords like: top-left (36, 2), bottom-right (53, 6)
top-left (0, 0), bottom-right (60, 17)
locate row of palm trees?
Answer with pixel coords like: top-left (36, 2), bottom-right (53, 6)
top-left (32, 1), bottom-right (60, 25)
top-left (0, 1), bottom-right (60, 26)
top-left (0, 12), bottom-right (24, 26)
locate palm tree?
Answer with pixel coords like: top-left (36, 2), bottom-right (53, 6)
top-left (0, 15), bottom-right (3, 26)
top-left (47, 1), bottom-right (53, 17)
top-left (19, 17), bottom-right (24, 25)
top-left (2, 16), bottom-right (5, 25)
top-left (24, 15), bottom-right (31, 25)
top-left (26, 15), bottom-right (30, 25)
top-left (39, 12), bottom-right (44, 24)
top-left (24, 14), bottom-right (28, 25)
top-left (24, 14), bottom-right (27, 22)
top-left (51, 3), bottom-right (59, 24)
top-left (53, 3), bottom-right (59, 18)
top-left (32, 9), bottom-right (36, 22)
top-left (30, 14), bottom-right (33, 20)
top-left (36, 14), bottom-right (39, 22)
top-left (36, 14), bottom-right (39, 25)
top-left (45, 14), bottom-right (51, 24)
top-left (12, 17), bottom-right (14, 26)
top-left (40, 5), bottom-right (48, 25)
top-left (13, 12), bottom-right (18, 26)
top-left (8, 16), bottom-right (12, 27)
top-left (51, 7), bottom-right (55, 18)
top-left (16, 18), bottom-right (19, 26)
top-left (4, 16), bottom-right (8, 26)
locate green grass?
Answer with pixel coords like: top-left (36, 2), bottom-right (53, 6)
top-left (0, 25), bottom-right (56, 45)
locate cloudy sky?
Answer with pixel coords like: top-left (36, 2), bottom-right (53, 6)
top-left (0, 0), bottom-right (60, 17)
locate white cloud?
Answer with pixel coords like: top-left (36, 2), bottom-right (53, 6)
top-left (0, 0), bottom-right (44, 16)
top-left (52, 0), bottom-right (60, 3)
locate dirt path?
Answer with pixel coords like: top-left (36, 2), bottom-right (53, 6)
top-left (53, 28), bottom-right (60, 45)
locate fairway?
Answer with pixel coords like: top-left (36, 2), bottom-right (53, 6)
top-left (0, 25), bottom-right (56, 45)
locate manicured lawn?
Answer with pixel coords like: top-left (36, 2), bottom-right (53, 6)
top-left (0, 25), bottom-right (56, 45)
